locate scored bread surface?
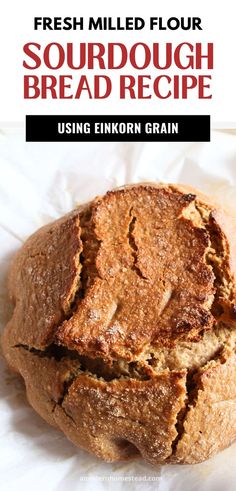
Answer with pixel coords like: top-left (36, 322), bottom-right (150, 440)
top-left (2, 182), bottom-right (236, 464)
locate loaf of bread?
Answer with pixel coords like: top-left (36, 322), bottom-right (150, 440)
top-left (2, 182), bottom-right (236, 464)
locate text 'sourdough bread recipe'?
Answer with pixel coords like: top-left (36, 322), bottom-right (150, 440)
top-left (2, 182), bottom-right (236, 464)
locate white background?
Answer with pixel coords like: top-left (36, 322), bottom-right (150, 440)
top-left (0, 0), bottom-right (235, 126)
top-left (1, 1), bottom-right (236, 489)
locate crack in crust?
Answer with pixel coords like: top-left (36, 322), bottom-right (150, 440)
top-left (127, 208), bottom-right (148, 280)
top-left (170, 358), bottom-right (214, 456)
top-left (13, 343), bottom-right (151, 381)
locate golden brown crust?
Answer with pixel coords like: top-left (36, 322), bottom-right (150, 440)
top-left (2, 182), bottom-right (236, 465)
top-left (6, 210), bottom-right (82, 349)
top-left (56, 185), bottom-right (216, 360)
top-left (54, 370), bottom-right (187, 463)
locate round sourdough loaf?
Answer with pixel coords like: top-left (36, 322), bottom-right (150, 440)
top-left (2, 182), bottom-right (236, 464)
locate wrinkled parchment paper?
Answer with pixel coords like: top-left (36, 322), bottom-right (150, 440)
top-left (1, 127), bottom-right (236, 491)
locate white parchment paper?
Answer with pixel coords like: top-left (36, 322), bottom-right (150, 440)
top-left (1, 128), bottom-right (236, 491)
